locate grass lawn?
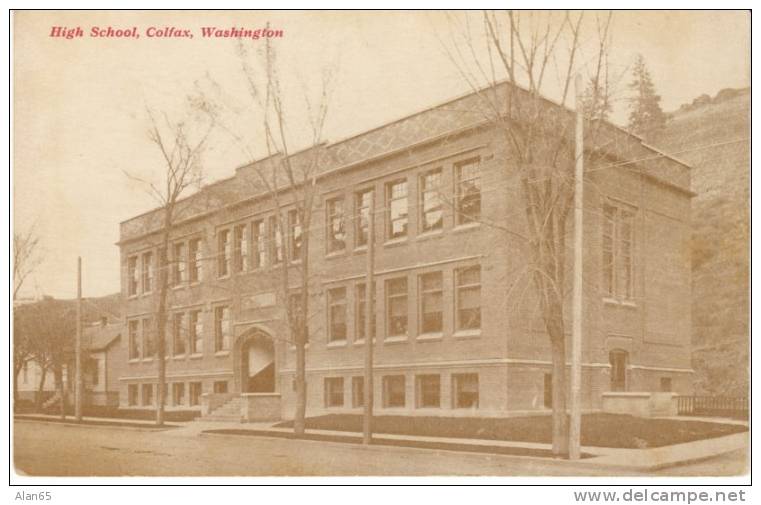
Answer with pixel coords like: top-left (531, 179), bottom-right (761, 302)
top-left (274, 413), bottom-right (747, 449)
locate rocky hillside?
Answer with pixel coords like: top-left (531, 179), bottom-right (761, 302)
top-left (655, 88), bottom-right (749, 396)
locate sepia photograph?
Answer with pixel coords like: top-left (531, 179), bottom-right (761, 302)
top-left (9, 7), bottom-right (751, 488)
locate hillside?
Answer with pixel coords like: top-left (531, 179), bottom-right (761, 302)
top-left (654, 88), bottom-right (750, 396)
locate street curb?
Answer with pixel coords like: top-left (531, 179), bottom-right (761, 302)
top-left (14, 416), bottom-right (179, 432)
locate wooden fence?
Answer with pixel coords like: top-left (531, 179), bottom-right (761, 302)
top-left (676, 396), bottom-right (748, 419)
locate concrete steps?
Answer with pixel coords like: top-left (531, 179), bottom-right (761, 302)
top-left (199, 397), bottom-right (244, 422)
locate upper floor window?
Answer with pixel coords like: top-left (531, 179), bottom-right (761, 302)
top-left (172, 312), bottom-right (186, 356)
top-left (128, 319), bottom-right (140, 359)
top-left (270, 216), bottom-right (284, 265)
top-left (356, 282), bottom-right (376, 341)
top-left (386, 277), bottom-right (408, 338)
top-left (233, 224), bottom-right (248, 273)
top-left (188, 238), bottom-right (202, 283)
top-left (326, 197), bottom-right (346, 253)
top-left (189, 309), bottom-right (203, 354)
top-left (327, 287), bottom-right (347, 343)
top-left (419, 272), bottom-right (443, 334)
top-left (420, 168), bottom-right (443, 232)
top-left (252, 219), bottom-right (267, 269)
top-left (455, 158), bottom-right (481, 225)
top-left (127, 256), bottom-right (139, 296)
top-left (142, 317), bottom-right (155, 358)
top-left (142, 252), bottom-right (154, 293)
top-left (172, 242), bottom-right (186, 285)
top-left (289, 209), bottom-right (303, 261)
top-left (455, 265), bottom-right (481, 331)
top-left (217, 229), bottom-right (231, 277)
top-left (386, 180), bottom-right (408, 240)
top-left (214, 305), bottom-right (231, 352)
top-left (602, 202), bottom-right (635, 301)
top-left (355, 189), bottom-right (373, 248)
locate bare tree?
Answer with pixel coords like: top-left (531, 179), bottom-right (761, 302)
top-left (125, 101), bottom-right (215, 426)
top-left (439, 10), bottom-right (614, 457)
top-left (202, 36), bottom-right (335, 434)
top-left (13, 225), bottom-right (43, 300)
top-left (17, 298), bottom-right (75, 415)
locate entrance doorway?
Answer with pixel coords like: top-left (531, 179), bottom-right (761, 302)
top-left (236, 331), bottom-right (275, 393)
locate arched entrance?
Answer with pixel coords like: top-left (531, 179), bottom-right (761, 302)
top-left (233, 329), bottom-right (276, 394)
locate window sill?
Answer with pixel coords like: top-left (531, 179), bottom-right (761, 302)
top-left (416, 229), bottom-right (444, 242)
top-left (417, 333), bottom-right (443, 342)
top-left (353, 245), bottom-right (368, 254)
top-left (128, 358), bottom-right (141, 364)
top-left (327, 340), bottom-right (348, 348)
top-left (216, 274), bottom-right (231, 281)
top-left (172, 354), bottom-right (186, 360)
top-left (325, 250), bottom-right (347, 259)
top-left (141, 358), bottom-right (154, 363)
top-left (127, 294), bottom-right (139, 300)
top-left (453, 329), bottom-right (481, 339)
top-left (214, 351), bottom-right (230, 357)
top-left (171, 284), bottom-right (186, 291)
top-left (453, 222), bottom-right (481, 233)
top-left (620, 300), bottom-right (638, 309)
top-left (383, 237), bottom-right (408, 248)
top-left (189, 353), bottom-right (203, 360)
top-left (353, 338), bottom-right (377, 346)
top-left (384, 336), bottom-right (408, 344)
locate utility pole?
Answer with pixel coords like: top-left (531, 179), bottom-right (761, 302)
top-left (569, 73), bottom-right (584, 460)
top-left (362, 191), bottom-right (375, 445)
top-left (75, 256), bottom-right (83, 422)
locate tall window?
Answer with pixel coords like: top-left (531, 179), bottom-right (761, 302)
top-left (352, 376), bottom-right (364, 408)
top-left (452, 373), bottom-right (479, 408)
top-left (455, 265), bottom-right (481, 331)
top-left (172, 242), bottom-right (186, 285)
top-left (327, 287), bottom-right (347, 342)
top-left (172, 312), bottom-right (186, 356)
top-left (386, 277), bottom-right (408, 338)
top-left (326, 197), bottom-right (346, 253)
top-left (270, 216), bottom-right (284, 265)
top-left (355, 189), bottom-right (373, 247)
top-left (233, 224), bottom-right (248, 273)
top-left (128, 384), bottom-right (138, 406)
top-left (383, 375), bottom-right (406, 408)
top-left (128, 319), bottom-right (140, 359)
top-left (288, 209), bottom-right (303, 261)
top-left (252, 219), bottom-right (267, 268)
top-left (141, 383), bottom-right (153, 406)
top-left (386, 180), bottom-right (408, 240)
top-left (603, 202), bottom-right (636, 301)
top-left (214, 306), bottom-right (231, 352)
top-left (610, 350), bottom-right (628, 392)
top-left (416, 374), bottom-right (441, 408)
top-left (189, 309), bottom-right (203, 354)
top-left (420, 168), bottom-right (443, 232)
top-left (455, 158), bottom-right (481, 225)
top-left (127, 256), bottom-right (139, 296)
top-left (172, 382), bottom-right (185, 406)
top-left (355, 282), bottom-right (376, 341)
top-left (324, 377), bottom-right (344, 407)
top-left (217, 229), bottom-right (231, 277)
top-left (142, 251), bottom-right (154, 293)
top-left (142, 317), bottom-right (155, 358)
top-left (419, 272), bottom-right (443, 334)
top-left (189, 382), bottom-right (202, 406)
top-left (188, 238), bottom-right (202, 282)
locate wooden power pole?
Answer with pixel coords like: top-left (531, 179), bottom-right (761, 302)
top-left (569, 73), bottom-right (584, 460)
top-left (362, 191), bottom-right (375, 445)
top-left (75, 256), bottom-right (83, 422)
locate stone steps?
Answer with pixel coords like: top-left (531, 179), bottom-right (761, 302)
top-left (199, 397), bottom-right (244, 422)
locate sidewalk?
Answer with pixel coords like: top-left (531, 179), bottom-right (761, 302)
top-left (14, 413), bottom-right (184, 430)
top-left (197, 420), bottom-right (748, 472)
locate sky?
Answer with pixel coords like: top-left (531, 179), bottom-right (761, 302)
top-left (12, 10), bottom-right (750, 299)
